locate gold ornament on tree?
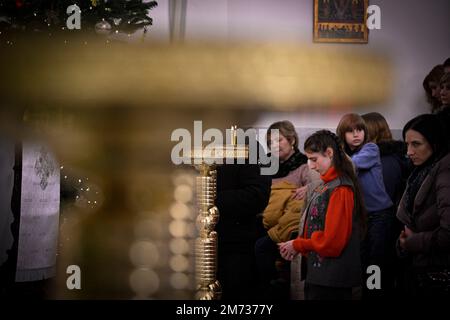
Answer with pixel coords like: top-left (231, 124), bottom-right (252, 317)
top-left (95, 19), bottom-right (112, 35)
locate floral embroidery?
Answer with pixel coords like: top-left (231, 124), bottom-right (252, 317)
top-left (306, 182), bottom-right (332, 268)
top-left (311, 207), bottom-right (318, 217)
top-left (314, 184), bottom-right (329, 194)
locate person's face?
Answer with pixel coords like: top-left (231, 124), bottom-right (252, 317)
top-left (345, 128), bottom-right (365, 150)
top-left (271, 134), bottom-right (294, 161)
top-left (429, 81), bottom-right (441, 101)
top-left (445, 66), bottom-right (450, 74)
top-left (405, 129), bottom-right (433, 166)
top-left (306, 148), bottom-right (333, 175)
top-left (440, 82), bottom-right (450, 105)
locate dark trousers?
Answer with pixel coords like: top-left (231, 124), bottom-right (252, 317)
top-left (255, 235), bottom-right (279, 285)
top-left (254, 235), bottom-right (290, 300)
top-left (361, 207), bottom-right (397, 299)
top-left (217, 249), bottom-right (257, 300)
top-left (304, 282), bottom-right (352, 300)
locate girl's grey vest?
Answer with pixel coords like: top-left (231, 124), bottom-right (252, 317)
top-left (295, 175), bottom-right (362, 288)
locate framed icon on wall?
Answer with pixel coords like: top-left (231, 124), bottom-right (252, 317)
top-left (314, 0), bottom-right (369, 43)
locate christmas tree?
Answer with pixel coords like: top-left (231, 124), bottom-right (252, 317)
top-left (0, 0), bottom-right (157, 35)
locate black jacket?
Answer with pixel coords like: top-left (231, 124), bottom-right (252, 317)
top-left (215, 163), bottom-right (271, 252)
top-left (377, 140), bottom-right (411, 207)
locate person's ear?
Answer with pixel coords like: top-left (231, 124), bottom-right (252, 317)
top-left (326, 147), bottom-right (334, 159)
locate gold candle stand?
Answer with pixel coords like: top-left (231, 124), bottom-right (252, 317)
top-left (191, 130), bottom-right (248, 300)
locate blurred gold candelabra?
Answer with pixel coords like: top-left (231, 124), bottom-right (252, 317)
top-left (192, 126), bottom-right (248, 300)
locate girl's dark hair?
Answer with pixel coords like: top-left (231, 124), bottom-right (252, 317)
top-left (304, 130), bottom-right (367, 236)
top-left (336, 113), bottom-right (368, 155)
top-left (403, 114), bottom-right (448, 161)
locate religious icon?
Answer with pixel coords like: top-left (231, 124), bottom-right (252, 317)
top-left (313, 0), bottom-right (369, 43)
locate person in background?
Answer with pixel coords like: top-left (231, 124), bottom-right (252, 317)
top-left (279, 130), bottom-right (365, 300)
top-left (397, 114), bottom-right (450, 297)
top-left (422, 65), bottom-right (445, 114)
top-left (215, 130), bottom-right (271, 300)
top-left (436, 72), bottom-right (450, 149)
top-left (255, 120), bottom-right (319, 299)
top-left (337, 113), bottom-right (393, 299)
top-left (361, 112), bottom-right (411, 295)
top-left (361, 112), bottom-right (410, 209)
top-left (443, 57), bottom-right (450, 74)
top-left (266, 121), bottom-right (317, 199)
top-left (438, 72), bottom-right (450, 110)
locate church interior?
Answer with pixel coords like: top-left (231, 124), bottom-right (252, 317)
top-left (0, 0), bottom-right (449, 300)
